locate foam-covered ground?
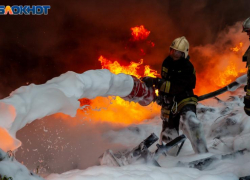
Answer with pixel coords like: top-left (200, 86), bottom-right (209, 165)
top-left (2, 89), bottom-right (250, 180)
top-left (45, 89), bottom-right (250, 180)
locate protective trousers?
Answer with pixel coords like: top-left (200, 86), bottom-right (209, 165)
top-left (160, 104), bottom-right (208, 154)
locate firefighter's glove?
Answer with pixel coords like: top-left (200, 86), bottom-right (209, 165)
top-left (141, 77), bottom-right (159, 87)
top-left (244, 95), bottom-right (250, 116)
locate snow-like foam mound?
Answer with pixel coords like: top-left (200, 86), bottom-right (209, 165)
top-left (0, 149), bottom-right (42, 180)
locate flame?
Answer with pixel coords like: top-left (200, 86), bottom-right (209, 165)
top-left (144, 65), bottom-right (158, 77)
top-left (75, 56), bottom-right (161, 125)
top-left (213, 61), bottom-right (246, 87)
top-left (131, 25), bottom-right (150, 41)
top-left (194, 39), bottom-right (248, 96)
top-left (212, 42), bottom-right (247, 87)
top-left (230, 42), bottom-right (243, 52)
top-left (98, 55), bottom-right (159, 78)
top-left (99, 55), bottom-right (143, 78)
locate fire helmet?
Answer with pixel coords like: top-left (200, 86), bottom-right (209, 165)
top-left (170, 36), bottom-right (189, 58)
top-left (243, 17), bottom-right (250, 32)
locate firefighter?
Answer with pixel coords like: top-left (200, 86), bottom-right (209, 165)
top-left (142, 36), bottom-right (208, 154)
top-left (243, 17), bottom-right (250, 116)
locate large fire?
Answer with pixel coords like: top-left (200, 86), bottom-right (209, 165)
top-left (214, 61), bottom-right (245, 87)
top-left (194, 39), bottom-right (247, 96)
top-left (57, 26), bottom-right (248, 125)
top-left (213, 42), bottom-right (247, 87)
top-left (77, 42), bottom-right (247, 125)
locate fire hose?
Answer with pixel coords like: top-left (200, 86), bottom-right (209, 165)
top-left (122, 74), bottom-right (247, 105)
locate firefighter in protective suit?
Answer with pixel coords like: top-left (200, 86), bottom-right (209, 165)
top-left (142, 36), bottom-right (208, 154)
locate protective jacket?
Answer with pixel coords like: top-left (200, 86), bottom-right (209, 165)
top-left (158, 55), bottom-right (197, 113)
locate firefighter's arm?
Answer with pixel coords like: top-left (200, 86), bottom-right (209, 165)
top-left (157, 66), bottom-right (195, 95)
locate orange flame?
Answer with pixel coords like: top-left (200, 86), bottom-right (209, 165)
top-left (76, 56), bottom-right (160, 125)
top-left (212, 42), bottom-right (247, 87)
top-left (213, 61), bottom-right (246, 87)
top-left (144, 65), bottom-right (158, 78)
top-left (230, 42), bottom-right (243, 52)
top-left (98, 55), bottom-right (159, 78)
top-left (131, 25), bottom-right (150, 41)
top-left (194, 40), bottom-right (247, 96)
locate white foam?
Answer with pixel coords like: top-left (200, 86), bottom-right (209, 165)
top-left (0, 69), bottom-right (133, 151)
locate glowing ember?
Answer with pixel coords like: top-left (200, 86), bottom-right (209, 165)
top-left (230, 42), bottom-right (243, 52)
top-left (131, 25), bottom-right (150, 41)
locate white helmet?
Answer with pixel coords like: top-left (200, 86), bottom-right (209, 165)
top-left (170, 36), bottom-right (189, 58)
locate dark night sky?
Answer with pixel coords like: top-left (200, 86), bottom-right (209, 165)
top-left (0, 0), bottom-right (249, 98)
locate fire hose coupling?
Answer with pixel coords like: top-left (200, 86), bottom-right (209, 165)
top-left (122, 76), bottom-right (156, 106)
